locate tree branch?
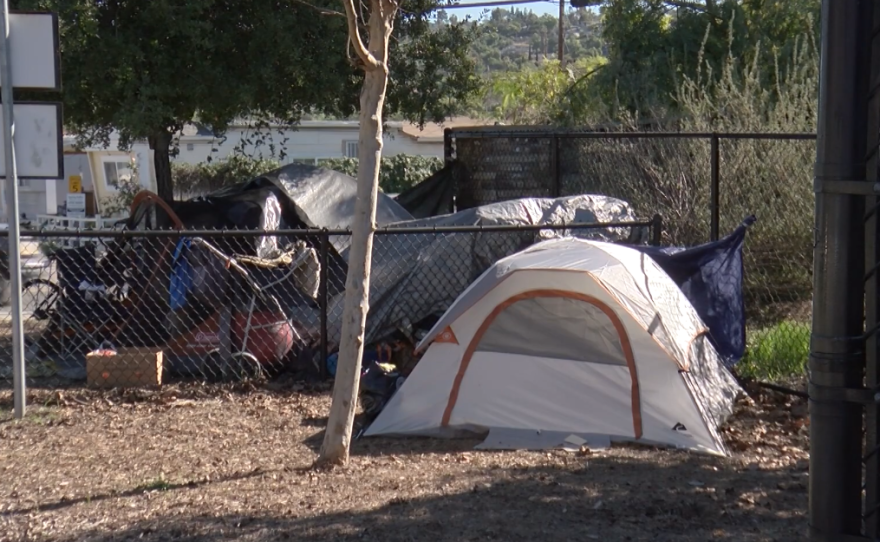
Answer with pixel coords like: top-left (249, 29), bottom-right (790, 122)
top-left (292, 0), bottom-right (346, 17)
top-left (343, 0), bottom-right (381, 70)
top-left (661, 0), bottom-right (723, 22)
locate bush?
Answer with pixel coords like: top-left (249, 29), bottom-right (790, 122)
top-left (570, 32), bottom-right (818, 325)
top-left (318, 154), bottom-right (444, 194)
top-left (172, 153), bottom-right (443, 200)
top-left (100, 159), bottom-right (143, 218)
top-left (172, 155), bottom-right (281, 199)
top-left (738, 321), bottom-right (810, 380)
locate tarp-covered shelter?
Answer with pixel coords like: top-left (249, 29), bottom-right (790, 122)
top-left (320, 194), bottom-right (650, 346)
top-left (365, 238), bottom-right (742, 456)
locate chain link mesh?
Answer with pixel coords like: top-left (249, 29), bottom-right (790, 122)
top-left (452, 130), bottom-right (815, 380)
top-left (718, 137), bottom-right (814, 380)
top-left (0, 221), bottom-right (655, 391)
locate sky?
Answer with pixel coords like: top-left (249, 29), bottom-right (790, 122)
top-left (441, 0), bottom-right (565, 22)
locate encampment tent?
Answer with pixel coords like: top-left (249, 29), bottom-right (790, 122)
top-left (365, 237), bottom-right (742, 456)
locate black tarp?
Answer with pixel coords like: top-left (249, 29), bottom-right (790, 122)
top-left (393, 161), bottom-right (460, 218)
top-left (632, 216), bottom-right (756, 367)
top-left (182, 162), bottom-right (413, 248)
top-left (160, 163), bottom-right (415, 294)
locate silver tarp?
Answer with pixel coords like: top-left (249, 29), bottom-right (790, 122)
top-left (291, 194), bottom-right (647, 347)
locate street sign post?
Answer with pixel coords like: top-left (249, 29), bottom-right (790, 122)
top-left (0, 5), bottom-right (61, 419)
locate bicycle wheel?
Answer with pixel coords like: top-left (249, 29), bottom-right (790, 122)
top-left (21, 279), bottom-right (62, 363)
top-left (22, 278), bottom-right (61, 321)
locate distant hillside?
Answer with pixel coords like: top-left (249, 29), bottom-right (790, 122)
top-left (436, 7), bottom-right (605, 74)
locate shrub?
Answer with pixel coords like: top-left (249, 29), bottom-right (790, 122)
top-left (738, 321), bottom-right (810, 380)
top-left (318, 154), bottom-right (444, 194)
top-left (171, 153), bottom-right (443, 200)
top-left (100, 159), bottom-right (143, 218)
top-left (572, 31), bottom-right (818, 324)
top-left (172, 155), bottom-right (281, 199)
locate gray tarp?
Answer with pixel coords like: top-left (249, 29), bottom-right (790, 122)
top-left (289, 194), bottom-right (646, 347)
top-left (203, 162), bottom-right (414, 256)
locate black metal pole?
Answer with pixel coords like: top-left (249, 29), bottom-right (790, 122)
top-left (810, 0), bottom-right (871, 539)
top-left (319, 231), bottom-right (329, 380)
top-left (651, 214), bottom-right (662, 246)
top-left (863, 0), bottom-right (880, 536)
top-left (709, 133), bottom-right (720, 242)
top-left (552, 136), bottom-right (561, 198)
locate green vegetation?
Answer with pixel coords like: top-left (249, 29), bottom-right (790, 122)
top-left (444, 8), bottom-right (604, 74)
top-left (138, 474), bottom-right (172, 493)
top-left (739, 321), bottom-right (810, 380)
top-left (317, 155), bottom-right (444, 194)
top-left (172, 156), bottom-right (282, 200)
top-left (17, 0), bottom-right (479, 202)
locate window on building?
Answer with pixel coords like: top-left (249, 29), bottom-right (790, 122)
top-left (343, 140), bottom-right (358, 158)
top-left (103, 159), bottom-right (134, 190)
top-left (186, 143), bottom-right (195, 151)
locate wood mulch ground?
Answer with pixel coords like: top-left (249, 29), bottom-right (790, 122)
top-left (0, 378), bottom-right (808, 542)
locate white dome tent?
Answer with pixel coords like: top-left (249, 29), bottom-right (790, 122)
top-left (364, 238), bottom-right (743, 456)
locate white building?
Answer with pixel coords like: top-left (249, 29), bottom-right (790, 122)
top-left (14, 117), bottom-right (486, 221)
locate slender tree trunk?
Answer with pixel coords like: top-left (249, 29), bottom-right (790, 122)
top-left (318, 0), bottom-right (395, 467)
top-left (148, 131), bottom-right (174, 203)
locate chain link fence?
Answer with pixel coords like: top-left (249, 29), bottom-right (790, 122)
top-left (0, 219), bottom-right (659, 394)
top-left (448, 128), bottom-right (816, 380)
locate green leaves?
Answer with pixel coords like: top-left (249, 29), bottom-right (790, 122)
top-left (13, 0), bottom-right (478, 162)
top-left (317, 154), bottom-right (444, 194)
top-left (588, 0), bottom-right (819, 117)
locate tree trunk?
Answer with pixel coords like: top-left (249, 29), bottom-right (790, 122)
top-left (148, 131), bottom-right (174, 202)
top-left (318, 0), bottom-right (395, 467)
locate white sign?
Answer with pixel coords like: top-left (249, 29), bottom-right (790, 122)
top-left (2, 12), bottom-right (60, 90)
top-left (0, 102), bottom-right (62, 179)
top-left (66, 193), bottom-right (86, 218)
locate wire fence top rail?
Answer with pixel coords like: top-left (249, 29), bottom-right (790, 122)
top-left (446, 128), bottom-right (818, 141)
top-left (2, 219), bottom-right (660, 239)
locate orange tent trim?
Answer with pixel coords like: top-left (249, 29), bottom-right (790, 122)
top-left (439, 289), bottom-right (643, 440)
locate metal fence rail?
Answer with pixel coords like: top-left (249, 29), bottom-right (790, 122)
top-left (446, 128), bottom-right (817, 381)
top-left (0, 219), bottom-right (659, 396)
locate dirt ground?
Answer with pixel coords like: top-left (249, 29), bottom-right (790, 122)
top-left (0, 379), bottom-right (809, 542)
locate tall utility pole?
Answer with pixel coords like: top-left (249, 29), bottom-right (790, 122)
top-left (557, 0), bottom-right (564, 64)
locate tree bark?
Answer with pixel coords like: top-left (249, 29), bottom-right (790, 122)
top-left (318, 0), bottom-right (395, 467)
top-left (148, 131), bottom-right (174, 203)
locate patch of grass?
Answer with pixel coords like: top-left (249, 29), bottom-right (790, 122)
top-left (1, 406), bottom-right (61, 425)
top-left (138, 474), bottom-right (172, 492)
top-left (739, 321), bottom-right (810, 381)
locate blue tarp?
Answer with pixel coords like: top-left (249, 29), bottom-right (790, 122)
top-left (631, 216), bottom-right (756, 368)
top-left (169, 238), bottom-right (193, 311)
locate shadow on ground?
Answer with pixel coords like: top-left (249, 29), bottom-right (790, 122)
top-left (39, 455), bottom-right (806, 542)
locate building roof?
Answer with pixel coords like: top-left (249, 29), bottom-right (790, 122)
top-left (397, 116), bottom-right (496, 142)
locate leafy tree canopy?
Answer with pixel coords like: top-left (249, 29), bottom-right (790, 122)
top-left (592, 0), bottom-right (820, 115)
top-left (14, 0), bottom-right (479, 200)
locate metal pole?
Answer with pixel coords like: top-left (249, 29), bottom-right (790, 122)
top-left (319, 231), bottom-right (329, 380)
top-left (557, 0), bottom-right (564, 64)
top-left (0, 0), bottom-right (25, 419)
top-left (552, 136), bottom-right (560, 198)
top-left (863, 0), bottom-right (880, 536)
top-left (651, 214), bottom-right (662, 246)
top-left (809, 0), bottom-right (871, 539)
top-left (709, 133), bottom-right (720, 241)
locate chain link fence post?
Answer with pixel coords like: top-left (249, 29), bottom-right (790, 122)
top-left (710, 133), bottom-right (720, 242)
top-left (319, 229), bottom-right (329, 380)
top-left (651, 214), bottom-right (663, 246)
